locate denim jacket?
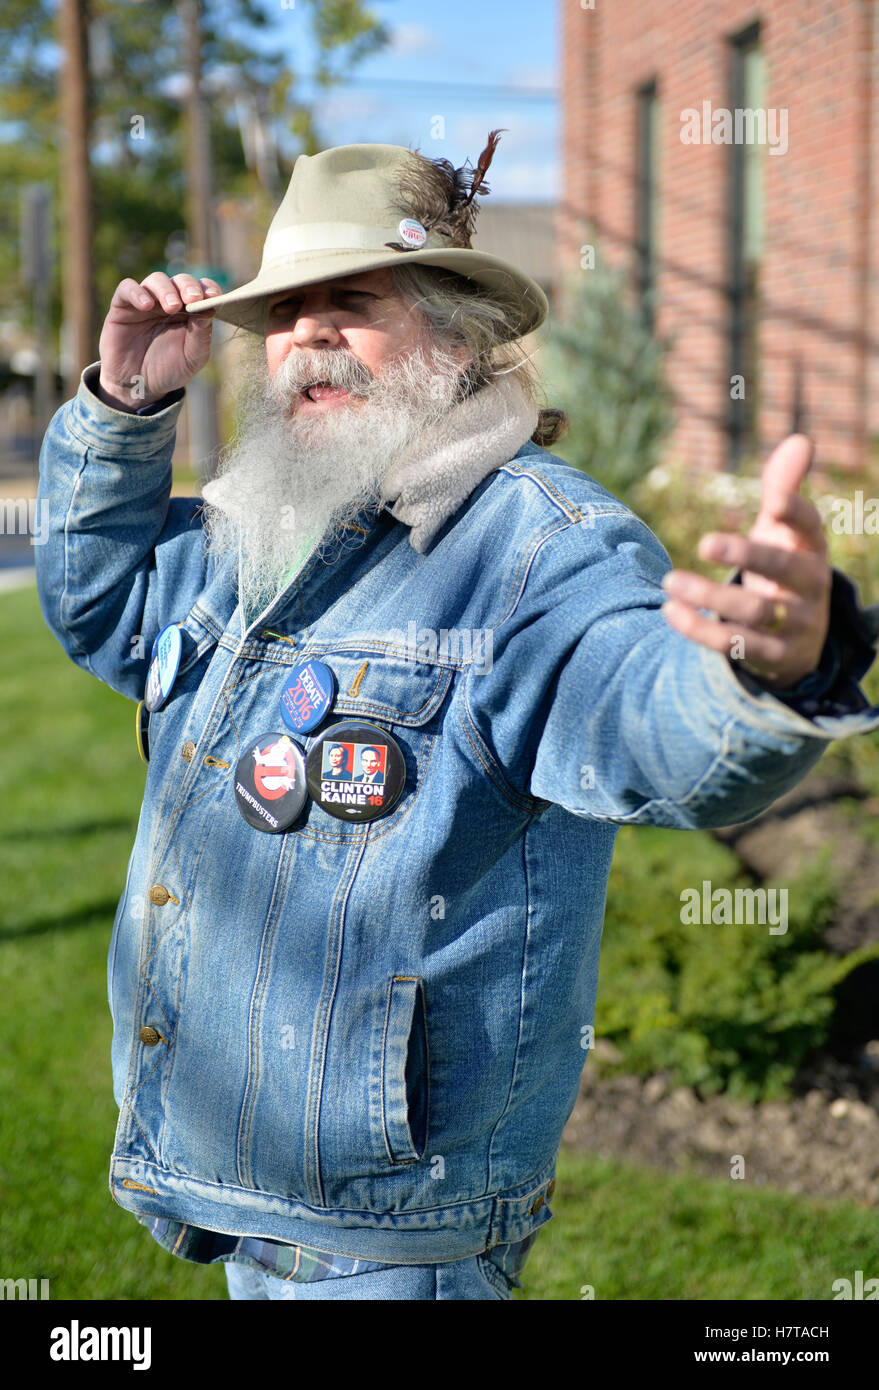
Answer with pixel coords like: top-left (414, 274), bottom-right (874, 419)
top-left (36, 367), bottom-right (879, 1264)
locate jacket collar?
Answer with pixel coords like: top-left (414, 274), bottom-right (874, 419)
top-left (379, 371), bottom-right (539, 553)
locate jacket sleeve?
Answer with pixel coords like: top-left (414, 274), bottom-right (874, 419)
top-left (35, 362), bottom-right (209, 700)
top-left (464, 504), bottom-right (879, 829)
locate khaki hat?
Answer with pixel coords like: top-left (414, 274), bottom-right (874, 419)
top-left (185, 138), bottom-right (548, 340)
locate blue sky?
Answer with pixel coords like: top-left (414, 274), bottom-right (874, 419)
top-left (279, 0), bottom-right (559, 203)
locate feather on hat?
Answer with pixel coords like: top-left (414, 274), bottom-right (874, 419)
top-left (384, 129), bottom-right (507, 251)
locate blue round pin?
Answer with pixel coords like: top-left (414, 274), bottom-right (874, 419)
top-left (144, 624), bottom-right (183, 713)
top-left (280, 660), bottom-right (337, 734)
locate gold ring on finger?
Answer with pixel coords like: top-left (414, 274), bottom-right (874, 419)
top-left (765, 600), bottom-right (787, 634)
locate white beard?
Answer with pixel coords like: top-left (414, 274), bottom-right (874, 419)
top-left (202, 338), bottom-right (468, 621)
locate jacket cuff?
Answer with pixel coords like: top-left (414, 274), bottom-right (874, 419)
top-left (727, 568), bottom-right (879, 720)
top-left (64, 363), bottom-right (185, 459)
top-left (82, 360), bottom-right (185, 415)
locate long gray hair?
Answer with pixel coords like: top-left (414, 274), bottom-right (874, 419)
top-left (389, 263), bottom-right (567, 447)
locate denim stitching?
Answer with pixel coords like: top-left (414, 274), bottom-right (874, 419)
top-left (485, 824), bottom-right (531, 1193)
top-left (304, 835), bottom-right (370, 1208)
top-left (236, 837), bottom-right (291, 1189)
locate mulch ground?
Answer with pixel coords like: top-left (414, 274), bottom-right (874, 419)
top-left (561, 1043), bottom-right (879, 1206)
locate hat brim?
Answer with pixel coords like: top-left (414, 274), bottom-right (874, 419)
top-left (186, 246), bottom-right (548, 340)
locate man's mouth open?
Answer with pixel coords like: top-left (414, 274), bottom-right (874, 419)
top-left (298, 382), bottom-right (360, 408)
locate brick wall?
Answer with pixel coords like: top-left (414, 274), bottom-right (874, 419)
top-left (559, 0), bottom-right (878, 472)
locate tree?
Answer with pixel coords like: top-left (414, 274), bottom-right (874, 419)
top-left (0, 0), bottom-right (389, 348)
top-left (543, 260), bottom-right (676, 502)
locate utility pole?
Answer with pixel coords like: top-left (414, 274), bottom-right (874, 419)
top-left (58, 0), bottom-right (96, 400)
top-left (20, 185), bottom-right (55, 442)
top-left (178, 0), bottom-right (221, 483)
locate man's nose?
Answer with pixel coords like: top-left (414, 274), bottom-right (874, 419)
top-left (290, 302), bottom-right (342, 347)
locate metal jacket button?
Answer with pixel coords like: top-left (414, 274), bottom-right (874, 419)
top-left (139, 1027), bottom-right (161, 1046)
top-left (530, 1194), bottom-right (545, 1215)
top-left (181, 741), bottom-right (196, 762)
top-left (149, 885), bottom-right (170, 906)
top-left (547, 1180), bottom-right (556, 1199)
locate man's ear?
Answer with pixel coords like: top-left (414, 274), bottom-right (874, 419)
top-left (455, 359), bottom-right (487, 401)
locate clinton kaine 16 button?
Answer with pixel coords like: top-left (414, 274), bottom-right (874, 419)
top-left (234, 732), bottom-right (308, 832)
top-left (280, 660), bottom-right (336, 734)
top-left (305, 721), bottom-right (406, 822)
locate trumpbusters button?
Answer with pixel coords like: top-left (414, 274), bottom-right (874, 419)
top-left (234, 731), bottom-right (308, 833)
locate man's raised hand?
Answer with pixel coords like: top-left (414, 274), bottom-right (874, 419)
top-left (97, 271), bottom-right (223, 413)
top-left (660, 434), bottom-right (833, 691)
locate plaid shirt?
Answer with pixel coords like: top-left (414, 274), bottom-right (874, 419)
top-left (139, 1214), bottom-right (538, 1288)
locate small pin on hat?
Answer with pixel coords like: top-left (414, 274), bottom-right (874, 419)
top-left (397, 217), bottom-right (427, 248)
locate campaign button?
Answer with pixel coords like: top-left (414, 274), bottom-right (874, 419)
top-left (398, 217), bottom-right (427, 248)
top-left (135, 700), bottom-right (150, 764)
top-left (144, 623), bottom-right (183, 712)
top-left (305, 721), bottom-right (406, 822)
top-left (234, 731), bottom-right (307, 833)
top-left (280, 660), bottom-right (337, 734)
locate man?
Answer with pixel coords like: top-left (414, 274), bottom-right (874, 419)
top-left (356, 747), bottom-right (385, 785)
top-left (37, 136), bottom-right (879, 1302)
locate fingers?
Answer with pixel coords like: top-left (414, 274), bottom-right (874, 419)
top-left (661, 597), bottom-right (789, 670)
top-left (759, 433), bottom-right (813, 521)
top-left (696, 532), bottom-right (830, 600)
top-left (110, 277), bottom-right (159, 312)
top-left (661, 569), bottom-right (810, 631)
top-left (112, 271), bottom-right (222, 317)
top-left (751, 491), bottom-right (828, 554)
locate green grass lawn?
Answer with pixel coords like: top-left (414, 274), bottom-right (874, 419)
top-left (2, 583), bottom-right (878, 1301)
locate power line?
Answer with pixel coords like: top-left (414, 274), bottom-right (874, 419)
top-left (300, 75), bottom-right (557, 103)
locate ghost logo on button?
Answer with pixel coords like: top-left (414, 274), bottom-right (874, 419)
top-left (234, 732), bottom-right (307, 832)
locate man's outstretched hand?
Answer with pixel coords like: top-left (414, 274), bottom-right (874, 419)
top-left (661, 434), bottom-right (832, 691)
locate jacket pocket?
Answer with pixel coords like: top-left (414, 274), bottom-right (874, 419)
top-left (381, 976), bottom-right (429, 1164)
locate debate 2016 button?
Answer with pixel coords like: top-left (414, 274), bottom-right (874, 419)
top-left (305, 721), bottom-right (406, 822)
top-left (280, 660), bottom-right (336, 734)
top-left (234, 732), bottom-right (308, 833)
top-left (144, 623), bottom-right (183, 712)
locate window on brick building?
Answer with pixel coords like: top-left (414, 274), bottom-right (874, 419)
top-left (727, 24), bottom-right (766, 469)
top-left (636, 79), bottom-right (660, 334)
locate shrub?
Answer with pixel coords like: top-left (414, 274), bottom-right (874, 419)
top-left (596, 825), bottom-right (879, 1101)
top-left (542, 261), bottom-right (675, 500)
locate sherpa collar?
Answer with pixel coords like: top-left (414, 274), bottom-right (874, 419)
top-left (380, 370), bottom-right (539, 553)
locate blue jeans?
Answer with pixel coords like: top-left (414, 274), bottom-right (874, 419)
top-left (226, 1251), bottom-right (518, 1300)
